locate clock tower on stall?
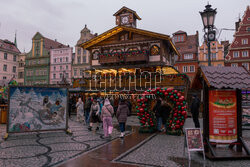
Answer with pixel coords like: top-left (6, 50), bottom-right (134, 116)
top-left (113, 6), bottom-right (141, 28)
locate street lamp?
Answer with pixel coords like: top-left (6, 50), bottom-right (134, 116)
top-left (200, 4), bottom-right (217, 66)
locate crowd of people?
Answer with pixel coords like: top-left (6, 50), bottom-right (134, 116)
top-left (68, 95), bottom-right (131, 139)
top-left (68, 93), bottom-right (201, 138)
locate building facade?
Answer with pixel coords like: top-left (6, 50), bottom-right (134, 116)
top-left (225, 6), bottom-right (250, 71)
top-left (0, 39), bottom-right (20, 86)
top-left (25, 32), bottom-right (66, 85)
top-left (17, 52), bottom-right (26, 85)
top-left (72, 25), bottom-right (95, 79)
top-left (198, 40), bottom-right (225, 67)
top-left (172, 31), bottom-right (199, 82)
top-left (50, 47), bottom-right (73, 84)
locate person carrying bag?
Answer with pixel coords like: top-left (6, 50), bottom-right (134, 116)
top-left (101, 99), bottom-right (114, 139)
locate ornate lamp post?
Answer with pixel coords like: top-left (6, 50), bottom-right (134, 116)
top-left (200, 4), bottom-right (217, 66)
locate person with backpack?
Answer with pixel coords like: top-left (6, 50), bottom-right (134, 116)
top-left (101, 98), bottom-right (114, 139)
top-left (84, 97), bottom-right (92, 125)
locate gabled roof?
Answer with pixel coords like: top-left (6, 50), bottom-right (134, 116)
top-left (173, 30), bottom-right (186, 35)
top-left (0, 39), bottom-right (20, 54)
top-left (32, 32), bottom-right (67, 49)
top-left (80, 26), bottom-right (180, 56)
top-left (192, 66), bottom-right (250, 89)
top-left (113, 6), bottom-right (141, 20)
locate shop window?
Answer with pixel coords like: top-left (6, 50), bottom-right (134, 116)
top-left (150, 45), bottom-right (160, 55)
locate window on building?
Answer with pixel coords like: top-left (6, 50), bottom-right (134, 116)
top-left (93, 51), bottom-right (100, 60)
top-left (175, 66), bottom-right (178, 71)
top-left (83, 56), bottom-right (86, 63)
top-left (65, 73), bottom-right (69, 78)
top-left (77, 56), bottom-right (81, 63)
top-left (233, 51), bottom-right (239, 58)
top-left (36, 70), bottom-right (40, 76)
top-left (13, 55), bottom-right (17, 61)
top-left (188, 45), bottom-right (192, 49)
top-left (54, 66), bottom-right (56, 71)
top-left (83, 50), bottom-right (87, 55)
top-left (4, 53), bottom-right (7, 60)
top-left (66, 57), bottom-right (68, 62)
top-left (181, 36), bottom-right (184, 42)
top-left (74, 69), bottom-right (77, 76)
top-left (18, 72), bottom-right (23, 79)
top-left (231, 63), bottom-right (238, 67)
top-left (184, 54), bottom-right (193, 60)
top-left (3, 76), bottom-right (6, 80)
top-left (77, 48), bottom-right (81, 55)
top-left (183, 66), bottom-right (188, 73)
top-left (190, 66), bottom-right (195, 72)
top-left (66, 65), bottom-right (68, 70)
top-left (242, 39), bottom-right (248, 45)
top-left (205, 54), bottom-right (208, 60)
top-left (242, 63), bottom-right (249, 70)
top-left (60, 73), bottom-right (63, 78)
top-left (60, 58), bottom-right (62, 62)
top-left (53, 74), bottom-right (56, 79)
top-left (80, 68), bottom-right (83, 76)
top-left (242, 51), bottom-right (248, 57)
top-left (13, 66), bottom-right (16, 73)
top-left (212, 53), bottom-right (217, 60)
top-left (3, 64), bottom-right (7, 71)
top-left (60, 66), bottom-right (63, 71)
top-left (247, 27), bottom-right (250, 32)
top-left (54, 58), bottom-right (56, 63)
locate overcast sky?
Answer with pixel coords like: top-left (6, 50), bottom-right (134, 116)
top-left (0, 0), bottom-right (248, 53)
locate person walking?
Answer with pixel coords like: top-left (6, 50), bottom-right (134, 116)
top-left (153, 98), bottom-right (163, 132)
top-left (116, 99), bottom-right (130, 138)
top-left (190, 94), bottom-right (200, 128)
top-left (84, 97), bottom-right (92, 125)
top-left (88, 98), bottom-right (101, 131)
top-left (101, 98), bottom-right (114, 139)
top-left (76, 97), bottom-right (84, 122)
top-left (68, 95), bottom-right (73, 118)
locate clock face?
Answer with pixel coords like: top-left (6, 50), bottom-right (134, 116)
top-left (208, 32), bottom-right (216, 41)
top-left (121, 16), bottom-right (129, 24)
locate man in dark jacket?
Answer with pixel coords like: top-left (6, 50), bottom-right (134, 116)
top-left (190, 94), bottom-right (200, 128)
top-left (85, 97), bottom-right (92, 125)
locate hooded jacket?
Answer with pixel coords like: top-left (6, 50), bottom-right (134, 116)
top-left (116, 102), bottom-right (129, 123)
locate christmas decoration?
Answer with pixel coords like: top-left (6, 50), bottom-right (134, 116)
top-left (136, 87), bottom-right (187, 135)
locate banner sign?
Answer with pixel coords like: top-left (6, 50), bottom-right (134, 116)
top-left (185, 128), bottom-right (205, 160)
top-left (8, 86), bottom-right (68, 133)
top-left (209, 90), bottom-right (237, 143)
top-left (185, 128), bottom-right (204, 151)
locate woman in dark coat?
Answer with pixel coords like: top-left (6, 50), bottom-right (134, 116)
top-left (116, 99), bottom-right (130, 138)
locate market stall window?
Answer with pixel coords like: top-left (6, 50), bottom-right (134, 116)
top-left (150, 45), bottom-right (160, 55)
top-left (92, 51), bottom-right (100, 60)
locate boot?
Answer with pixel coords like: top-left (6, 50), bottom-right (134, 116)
top-left (120, 132), bottom-right (124, 138)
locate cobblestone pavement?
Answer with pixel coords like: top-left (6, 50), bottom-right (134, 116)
top-left (114, 119), bottom-right (250, 167)
top-left (1, 116), bottom-right (250, 167)
top-left (0, 116), bottom-right (135, 167)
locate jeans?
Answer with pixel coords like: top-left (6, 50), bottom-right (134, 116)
top-left (157, 117), bottom-right (162, 131)
top-left (119, 122), bottom-right (125, 132)
top-left (85, 111), bottom-right (90, 124)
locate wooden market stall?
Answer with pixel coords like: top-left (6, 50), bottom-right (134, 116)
top-left (192, 66), bottom-right (250, 159)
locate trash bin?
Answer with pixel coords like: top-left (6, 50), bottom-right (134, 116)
top-left (0, 105), bottom-right (7, 124)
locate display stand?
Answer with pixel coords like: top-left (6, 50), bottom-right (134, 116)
top-left (184, 128), bottom-right (205, 161)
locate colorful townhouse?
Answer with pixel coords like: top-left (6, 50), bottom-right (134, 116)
top-left (0, 39), bottom-right (20, 86)
top-left (225, 6), bottom-right (250, 71)
top-left (172, 30), bottom-right (199, 82)
top-left (24, 32), bottom-right (66, 85)
top-left (50, 47), bottom-right (73, 85)
top-left (198, 40), bottom-right (225, 67)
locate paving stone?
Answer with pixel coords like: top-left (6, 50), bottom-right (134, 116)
top-left (39, 136), bottom-right (72, 145)
top-left (49, 151), bottom-right (82, 166)
top-left (0, 145), bottom-right (48, 158)
top-left (0, 138), bottom-right (38, 148)
top-left (1, 156), bottom-right (47, 167)
top-left (49, 143), bottom-right (88, 152)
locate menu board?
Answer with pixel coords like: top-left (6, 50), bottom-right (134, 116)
top-left (185, 128), bottom-right (203, 151)
top-left (209, 90), bottom-right (237, 143)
